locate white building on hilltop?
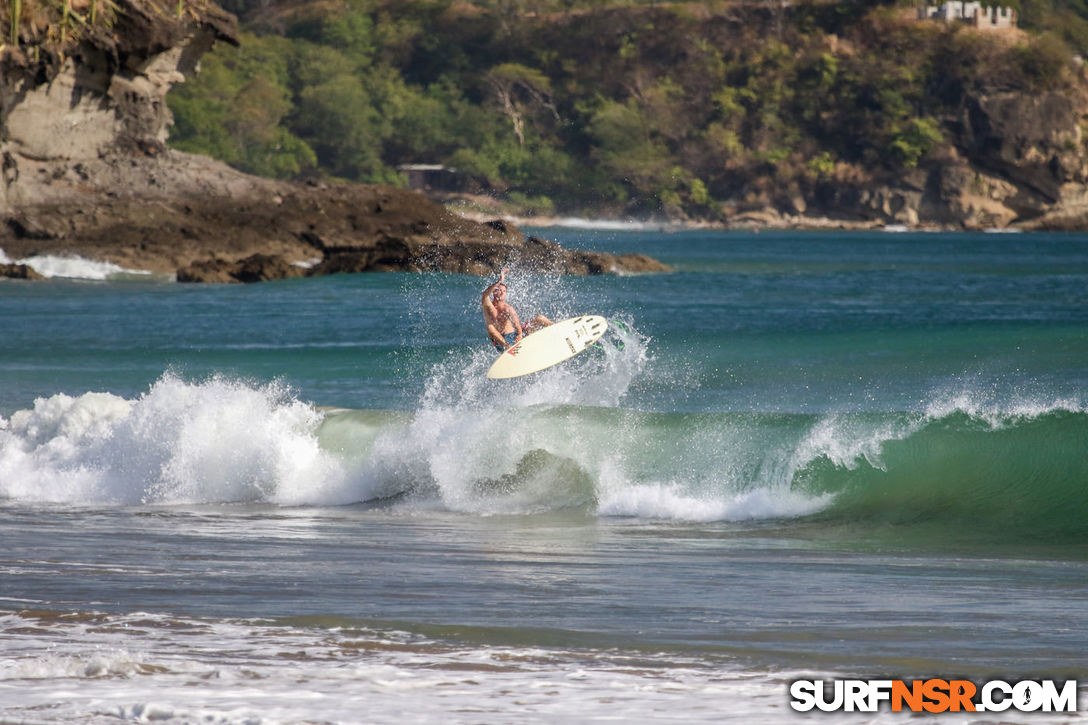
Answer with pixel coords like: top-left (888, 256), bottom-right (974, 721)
top-left (919, 1), bottom-right (1017, 29)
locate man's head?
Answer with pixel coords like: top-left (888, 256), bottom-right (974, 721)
top-left (492, 283), bottom-right (507, 302)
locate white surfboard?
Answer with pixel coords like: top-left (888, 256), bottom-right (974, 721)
top-left (487, 315), bottom-right (608, 379)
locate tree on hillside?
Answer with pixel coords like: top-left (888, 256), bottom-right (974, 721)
top-left (485, 63), bottom-right (559, 146)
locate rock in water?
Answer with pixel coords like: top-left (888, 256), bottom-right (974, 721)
top-left (0, 263), bottom-right (45, 281)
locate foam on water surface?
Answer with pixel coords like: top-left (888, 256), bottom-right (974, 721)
top-left (0, 610), bottom-right (818, 725)
top-left (1, 246), bottom-right (154, 280)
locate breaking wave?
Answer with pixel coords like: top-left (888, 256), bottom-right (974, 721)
top-left (1, 332), bottom-right (1084, 542)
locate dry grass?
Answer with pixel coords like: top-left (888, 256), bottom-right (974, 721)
top-left (0, 0), bottom-right (205, 51)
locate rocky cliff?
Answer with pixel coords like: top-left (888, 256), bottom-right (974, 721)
top-left (951, 89), bottom-right (1088, 229)
top-left (805, 87), bottom-right (1088, 230)
top-left (430, 4), bottom-right (1088, 232)
top-left (0, 0), bottom-right (666, 281)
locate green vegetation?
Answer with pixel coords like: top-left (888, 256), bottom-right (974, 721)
top-left (165, 0), bottom-right (1087, 218)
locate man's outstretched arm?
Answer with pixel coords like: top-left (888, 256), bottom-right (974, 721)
top-left (481, 269), bottom-right (507, 308)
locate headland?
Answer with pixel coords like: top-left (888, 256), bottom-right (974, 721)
top-left (0, 0), bottom-right (667, 282)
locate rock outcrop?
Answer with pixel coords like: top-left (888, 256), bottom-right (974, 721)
top-left (0, 262), bottom-right (44, 280)
top-left (0, 0), bottom-right (668, 282)
top-left (780, 86), bottom-right (1088, 230)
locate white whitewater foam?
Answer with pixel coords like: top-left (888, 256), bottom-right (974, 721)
top-left (0, 610), bottom-right (820, 725)
top-left (0, 374), bottom-right (369, 506)
top-left (18, 253), bottom-right (147, 280)
top-left (549, 217), bottom-right (662, 231)
top-left (597, 482), bottom-right (830, 522)
top-left (0, 247), bottom-right (151, 279)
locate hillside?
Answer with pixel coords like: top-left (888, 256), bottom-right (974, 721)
top-left (166, 0), bottom-right (1088, 229)
top-left (0, 0), bottom-right (666, 281)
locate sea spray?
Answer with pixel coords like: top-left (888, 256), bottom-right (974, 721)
top-left (0, 252), bottom-right (152, 280)
top-left (362, 314), bottom-right (834, 519)
top-left (0, 374), bottom-right (348, 506)
top-left (402, 317), bottom-right (652, 512)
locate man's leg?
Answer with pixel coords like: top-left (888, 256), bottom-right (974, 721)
top-left (487, 324), bottom-right (508, 348)
top-left (523, 315), bottom-right (553, 334)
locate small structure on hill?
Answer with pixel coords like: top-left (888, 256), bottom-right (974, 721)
top-left (918, 1), bottom-right (1017, 29)
top-left (397, 164), bottom-right (466, 193)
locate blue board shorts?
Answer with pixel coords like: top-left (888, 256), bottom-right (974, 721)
top-left (492, 330), bottom-right (518, 351)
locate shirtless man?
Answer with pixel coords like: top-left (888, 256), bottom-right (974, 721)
top-left (482, 269), bottom-right (553, 350)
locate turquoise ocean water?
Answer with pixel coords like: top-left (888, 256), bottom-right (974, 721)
top-left (1, 229), bottom-right (1087, 722)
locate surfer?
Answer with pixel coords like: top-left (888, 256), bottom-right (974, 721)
top-left (482, 269), bottom-right (552, 350)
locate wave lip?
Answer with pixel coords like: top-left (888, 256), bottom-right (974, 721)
top-left (792, 402), bottom-right (1088, 543)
